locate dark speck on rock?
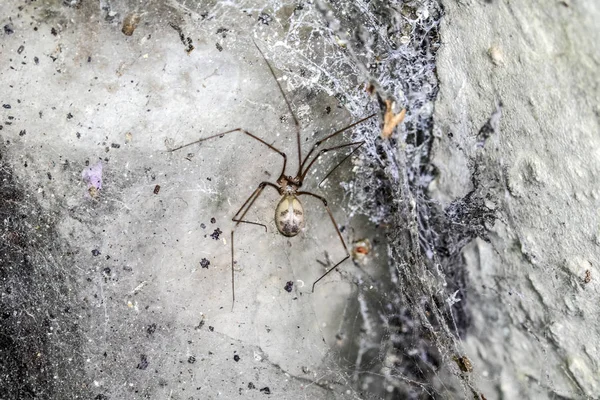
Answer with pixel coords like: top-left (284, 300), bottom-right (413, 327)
top-left (284, 281), bottom-right (293, 293)
top-left (200, 258), bottom-right (210, 269)
top-left (19, 130), bottom-right (26, 136)
top-left (188, 356), bottom-right (196, 364)
top-left (51, 27), bottom-right (57, 36)
top-left (4, 24), bottom-right (14, 35)
top-left (260, 387), bottom-right (271, 394)
top-left (2, 104), bottom-right (10, 109)
top-left (147, 323), bottom-right (157, 335)
top-left (210, 228), bottom-right (222, 240)
top-left (233, 354), bottom-right (240, 362)
top-left (102, 267), bottom-right (111, 276)
top-left (111, 143), bottom-right (120, 148)
top-left (67, 112), bottom-right (73, 120)
top-left (248, 382), bottom-right (256, 389)
top-left (216, 42), bottom-right (223, 52)
top-left (210, 217), bottom-right (216, 224)
top-left (34, 56), bottom-right (39, 64)
top-left (200, 223), bottom-right (206, 229)
top-left (209, 326), bottom-right (214, 331)
top-left (92, 249), bottom-right (101, 256)
top-left (136, 354), bottom-right (149, 370)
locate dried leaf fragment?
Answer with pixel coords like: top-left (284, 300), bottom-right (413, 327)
top-left (381, 99), bottom-right (406, 138)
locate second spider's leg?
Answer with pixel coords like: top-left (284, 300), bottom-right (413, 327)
top-left (297, 191), bottom-right (350, 292)
top-left (231, 181), bottom-right (280, 308)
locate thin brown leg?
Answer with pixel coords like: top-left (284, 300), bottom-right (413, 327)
top-left (299, 114), bottom-right (375, 176)
top-left (297, 191), bottom-right (350, 292)
top-left (231, 181), bottom-right (280, 309)
top-left (301, 140), bottom-right (364, 182)
top-left (252, 39), bottom-right (302, 173)
top-left (318, 142), bottom-right (365, 188)
top-left (169, 128), bottom-right (288, 177)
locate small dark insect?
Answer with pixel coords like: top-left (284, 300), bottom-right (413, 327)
top-left (169, 39), bottom-right (375, 308)
top-left (153, 184), bottom-right (160, 194)
top-left (2, 104), bottom-right (10, 109)
top-left (284, 281), bottom-right (293, 293)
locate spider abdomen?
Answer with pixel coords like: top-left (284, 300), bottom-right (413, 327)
top-left (275, 195), bottom-right (305, 237)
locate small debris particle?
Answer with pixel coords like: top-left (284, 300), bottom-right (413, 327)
top-left (87, 56), bottom-right (92, 63)
top-left (584, 269), bottom-right (591, 284)
top-left (326, 106), bottom-right (331, 114)
top-left (259, 387), bottom-right (271, 395)
top-left (200, 258), bottom-right (210, 269)
top-left (51, 27), bottom-right (57, 36)
top-left (136, 354), bottom-right (149, 370)
top-left (76, 132), bottom-right (81, 139)
top-left (233, 354), bottom-right (240, 362)
top-left (200, 223), bottom-right (206, 229)
top-left (91, 249), bottom-right (101, 256)
top-left (67, 112), bottom-right (73, 120)
top-left (122, 13), bottom-right (140, 36)
top-left (210, 228), bottom-right (222, 240)
top-left (195, 319), bottom-right (205, 330)
top-left (19, 130), bottom-right (26, 136)
top-left (188, 356), bottom-right (196, 364)
top-left (210, 217), bottom-right (216, 224)
top-left (4, 24), bottom-right (14, 35)
top-left (2, 104), bottom-right (10, 109)
top-left (147, 323), bottom-right (157, 335)
top-left (215, 42), bottom-right (223, 52)
top-left (153, 185), bottom-right (160, 194)
top-left (258, 13), bottom-right (272, 25)
top-left (487, 45), bottom-right (504, 66)
top-left (248, 382), bottom-right (256, 389)
top-left (17, 45), bottom-right (24, 54)
top-left (208, 326), bottom-right (214, 332)
top-left (34, 56), bottom-right (39, 64)
top-left (47, 172), bottom-right (52, 180)
top-left (381, 99), bottom-right (406, 138)
top-left (110, 143), bottom-right (120, 148)
top-left (102, 267), bottom-right (111, 276)
top-left (453, 355), bottom-right (473, 373)
top-left (284, 281), bottom-right (293, 293)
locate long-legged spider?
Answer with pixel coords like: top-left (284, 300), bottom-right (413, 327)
top-left (170, 40), bottom-right (375, 305)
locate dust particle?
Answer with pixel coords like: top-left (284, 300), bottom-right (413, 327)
top-left (200, 258), bottom-right (210, 268)
top-left (210, 228), bottom-right (222, 240)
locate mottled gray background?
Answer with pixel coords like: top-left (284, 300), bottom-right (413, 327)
top-left (1, 0), bottom-right (598, 399)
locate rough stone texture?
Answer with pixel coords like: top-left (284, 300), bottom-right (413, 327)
top-left (432, 0), bottom-right (600, 398)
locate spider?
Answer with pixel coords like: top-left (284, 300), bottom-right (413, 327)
top-left (170, 40), bottom-right (375, 306)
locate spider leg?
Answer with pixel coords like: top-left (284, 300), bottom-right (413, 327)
top-left (299, 114), bottom-right (375, 176)
top-left (252, 39), bottom-right (302, 174)
top-left (301, 140), bottom-right (364, 182)
top-left (318, 142), bottom-right (365, 188)
top-left (169, 128), bottom-right (287, 177)
top-left (296, 191), bottom-right (350, 292)
top-left (231, 181), bottom-right (280, 308)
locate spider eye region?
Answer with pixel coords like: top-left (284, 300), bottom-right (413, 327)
top-left (275, 195), bottom-right (305, 237)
